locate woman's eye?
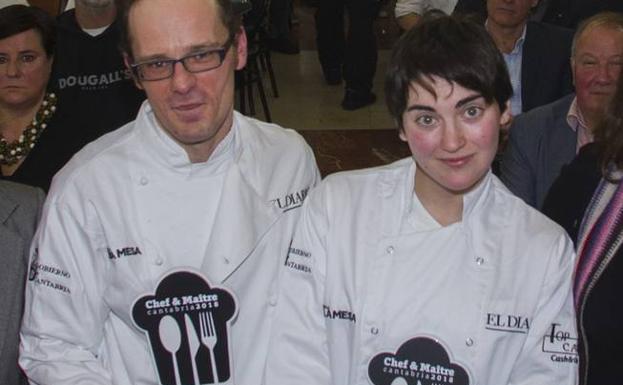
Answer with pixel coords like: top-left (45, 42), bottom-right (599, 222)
top-left (415, 115), bottom-right (436, 126)
top-left (464, 106), bottom-right (482, 118)
top-left (21, 54), bottom-right (36, 63)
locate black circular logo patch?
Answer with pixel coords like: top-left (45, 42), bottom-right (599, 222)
top-left (368, 337), bottom-right (470, 385)
top-left (132, 270), bottom-right (237, 385)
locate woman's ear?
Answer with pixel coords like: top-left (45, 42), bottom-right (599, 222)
top-left (45, 55), bottom-right (54, 76)
top-left (499, 101), bottom-right (513, 130)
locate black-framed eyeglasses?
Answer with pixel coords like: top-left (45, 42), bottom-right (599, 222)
top-left (130, 35), bottom-right (235, 81)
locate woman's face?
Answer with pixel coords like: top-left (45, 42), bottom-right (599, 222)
top-left (0, 29), bottom-right (52, 109)
top-left (400, 76), bottom-right (511, 199)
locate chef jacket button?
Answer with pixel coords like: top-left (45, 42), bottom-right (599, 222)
top-left (475, 257), bottom-right (484, 266)
top-left (154, 258), bottom-right (163, 266)
top-left (371, 327), bottom-right (379, 335)
top-left (140, 177), bottom-right (149, 186)
top-left (269, 297), bottom-right (277, 306)
top-left (386, 246), bottom-right (395, 255)
top-left (224, 258), bottom-right (230, 264)
top-left (465, 338), bottom-right (474, 347)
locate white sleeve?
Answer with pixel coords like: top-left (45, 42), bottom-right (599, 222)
top-left (19, 196), bottom-right (112, 385)
top-left (395, 0), bottom-right (428, 18)
top-left (509, 234), bottom-right (578, 385)
top-left (264, 185), bottom-right (331, 385)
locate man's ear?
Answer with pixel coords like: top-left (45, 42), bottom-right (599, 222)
top-left (234, 27), bottom-right (248, 71)
top-left (124, 53), bottom-right (143, 90)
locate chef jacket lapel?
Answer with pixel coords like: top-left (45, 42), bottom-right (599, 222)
top-left (200, 163), bottom-right (281, 283)
top-left (462, 173), bottom-right (509, 266)
top-left (376, 159), bottom-right (416, 238)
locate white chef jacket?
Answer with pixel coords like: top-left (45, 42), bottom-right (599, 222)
top-left (19, 102), bottom-right (320, 385)
top-left (394, 0), bottom-right (458, 18)
top-left (265, 158), bottom-right (578, 385)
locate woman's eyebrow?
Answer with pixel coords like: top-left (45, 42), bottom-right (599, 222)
top-left (406, 104), bottom-right (435, 112)
top-left (456, 94), bottom-right (484, 108)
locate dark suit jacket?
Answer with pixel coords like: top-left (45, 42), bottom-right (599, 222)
top-left (542, 143), bottom-right (601, 243)
top-left (0, 181), bottom-right (44, 385)
top-left (500, 94), bottom-right (577, 209)
top-left (521, 21), bottom-right (574, 113)
top-left (451, 15), bottom-right (574, 113)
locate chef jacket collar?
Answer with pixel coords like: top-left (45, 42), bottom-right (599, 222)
top-left (400, 159), bottom-right (494, 231)
top-left (138, 101), bottom-right (237, 177)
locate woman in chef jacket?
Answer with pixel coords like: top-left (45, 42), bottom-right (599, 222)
top-left (265, 12), bottom-right (578, 385)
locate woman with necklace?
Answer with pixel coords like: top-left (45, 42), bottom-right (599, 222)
top-left (543, 67), bottom-right (623, 385)
top-left (0, 5), bottom-right (76, 192)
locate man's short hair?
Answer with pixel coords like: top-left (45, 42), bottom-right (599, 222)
top-left (0, 5), bottom-right (56, 57)
top-left (118, 0), bottom-right (243, 61)
top-left (571, 12), bottom-right (623, 57)
top-left (385, 12), bottom-right (512, 130)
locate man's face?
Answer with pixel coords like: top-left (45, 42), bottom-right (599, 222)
top-left (487, 0), bottom-right (538, 29)
top-left (572, 25), bottom-right (623, 121)
top-left (127, 0), bottom-right (247, 160)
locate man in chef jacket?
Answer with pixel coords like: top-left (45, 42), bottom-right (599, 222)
top-left (19, 1), bottom-right (320, 384)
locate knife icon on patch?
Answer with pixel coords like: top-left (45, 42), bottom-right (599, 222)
top-left (184, 313), bottom-right (201, 385)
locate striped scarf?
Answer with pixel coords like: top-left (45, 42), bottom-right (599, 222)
top-left (574, 169), bottom-right (623, 310)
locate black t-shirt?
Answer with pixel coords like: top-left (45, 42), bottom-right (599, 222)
top-left (51, 10), bottom-right (145, 142)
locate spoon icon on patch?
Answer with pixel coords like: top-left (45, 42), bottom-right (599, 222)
top-left (159, 315), bottom-right (183, 385)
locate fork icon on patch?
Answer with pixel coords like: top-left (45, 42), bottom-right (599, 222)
top-left (199, 311), bottom-right (220, 384)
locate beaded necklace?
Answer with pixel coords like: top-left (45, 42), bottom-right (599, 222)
top-left (0, 92), bottom-right (57, 166)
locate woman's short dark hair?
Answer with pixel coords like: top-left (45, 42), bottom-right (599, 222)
top-left (0, 5), bottom-right (56, 57)
top-left (118, 0), bottom-right (242, 61)
top-left (594, 70), bottom-right (623, 175)
top-left (385, 12), bottom-right (513, 130)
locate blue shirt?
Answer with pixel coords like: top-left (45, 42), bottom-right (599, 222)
top-left (502, 26), bottom-right (527, 116)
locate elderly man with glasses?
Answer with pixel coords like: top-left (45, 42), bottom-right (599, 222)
top-left (19, 1), bottom-right (320, 384)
